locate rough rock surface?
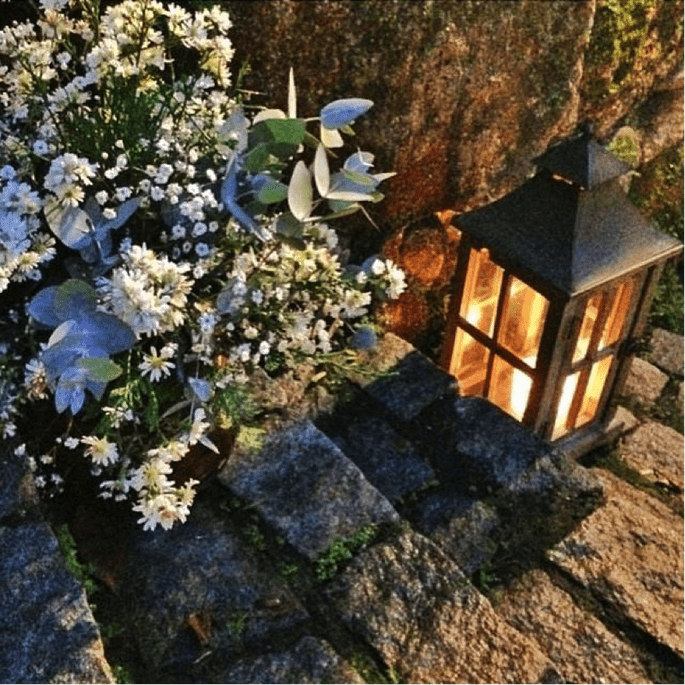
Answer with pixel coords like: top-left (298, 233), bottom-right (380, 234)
top-left (421, 396), bottom-right (555, 492)
top-left (496, 569), bottom-right (651, 684)
top-left (328, 530), bottom-right (557, 684)
top-left (221, 635), bottom-right (363, 684)
top-left (111, 496), bottom-right (310, 683)
top-left (0, 521), bottom-right (114, 684)
top-left (623, 356), bottom-right (669, 403)
top-left (549, 469), bottom-right (684, 658)
top-left (649, 327), bottom-right (685, 376)
top-left (620, 420), bottom-right (684, 491)
top-left (350, 333), bottom-right (457, 422)
top-left (219, 420), bottom-right (399, 559)
top-left (316, 409), bottom-right (435, 503)
top-left (224, 1), bottom-right (682, 226)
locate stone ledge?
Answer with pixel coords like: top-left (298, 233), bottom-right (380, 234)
top-left (649, 327), bottom-right (684, 377)
top-left (219, 420), bottom-right (399, 560)
top-left (496, 568), bottom-right (651, 684)
top-left (623, 356), bottom-right (669, 403)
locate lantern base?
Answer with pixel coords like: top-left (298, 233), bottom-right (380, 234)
top-left (552, 407), bottom-right (634, 459)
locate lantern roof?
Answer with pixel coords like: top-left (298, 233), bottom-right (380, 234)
top-left (533, 132), bottom-right (631, 189)
top-left (456, 139), bottom-right (682, 296)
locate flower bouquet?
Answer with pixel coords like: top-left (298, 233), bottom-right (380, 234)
top-left (0, 0), bottom-right (405, 530)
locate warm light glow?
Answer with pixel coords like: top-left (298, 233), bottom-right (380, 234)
top-left (509, 358), bottom-right (535, 420)
top-left (552, 373), bottom-right (579, 440)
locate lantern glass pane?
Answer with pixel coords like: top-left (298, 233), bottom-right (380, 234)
top-left (600, 281), bottom-right (633, 349)
top-left (460, 249), bottom-right (503, 337)
top-left (489, 356), bottom-right (532, 422)
top-left (551, 371), bottom-right (580, 440)
top-left (572, 294), bottom-right (602, 363)
top-left (577, 356), bottom-right (613, 427)
top-left (499, 276), bottom-right (549, 367)
top-left (451, 328), bottom-right (489, 396)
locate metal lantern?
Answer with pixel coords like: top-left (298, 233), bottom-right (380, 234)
top-left (441, 131), bottom-right (683, 454)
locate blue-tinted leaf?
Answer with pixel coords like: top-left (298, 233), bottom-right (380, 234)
top-left (27, 286), bottom-right (63, 328)
top-left (288, 161), bottom-right (313, 221)
top-left (344, 151), bottom-right (374, 174)
top-left (320, 98), bottom-right (373, 130)
top-left (81, 312), bottom-right (136, 353)
top-left (324, 202), bottom-right (361, 219)
top-left (188, 376), bottom-right (213, 402)
top-left (45, 204), bottom-right (93, 250)
top-left (55, 368), bottom-right (87, 414)
top-left (86, 378), bottom-right (108, 402)
top-left (102, 197), bottom-right (140, 232)
top-left (54, 279), bottom-right (98, 321)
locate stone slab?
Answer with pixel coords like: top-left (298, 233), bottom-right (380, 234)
top-left (496, 569), bottom-right (651, 684)
top-left (328, 530), bottom-right (557, 684)
top-left (620, 420), bottom-right (684, 491)
top-left (0, 521), bottom-right (113, 684)
top-left (219, 420), bottom-right (399, 559)
top-left (408, 491), bottom-right (499, 575)
top-left (115, 500), bottom-right (310, 682)
top-left (351, 333), bottom-right (457, 422)
top-left (221, 635), bottom-right (364, 684)
top-left (623, 356), bottom-right (669, 403)
top-left (549, 469), bottom-right (684, 657)
top-left (421, 396), bottom-right (552, 493)
top-left (316, 412), bottom-right (435, 503)
top-left (649, 327), bottom-right (684, 376)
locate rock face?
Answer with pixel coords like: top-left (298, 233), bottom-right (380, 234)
top-left (225, 0), bottom-right (682, 226)
top-left (620, 420), bottom-right (684, 492)
top-left (623, 357), bottom-right (669, 403)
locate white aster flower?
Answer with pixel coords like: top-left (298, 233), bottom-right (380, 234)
top-left (139, 346), bottom-right (176, 382)
top-left (81, 435), bottom-right (119, 466)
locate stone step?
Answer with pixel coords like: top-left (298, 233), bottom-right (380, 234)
top-left (218, 419), bottom-right (400, 560)
top-left (549, 468), bottom-right (684, 659)
top-left (0, 521), bottom-right (114, 684)
top-left (495, 568), bottom-right (652, 684)
top-left (327, 529), bottom-right (558, 684)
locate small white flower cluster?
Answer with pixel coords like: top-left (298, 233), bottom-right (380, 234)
top-left (0, 168), bottom-right (55, 292)
top-left (0, 0), bottom-right (407, 533)
top-left (97, 244), bottom-right (194, 338)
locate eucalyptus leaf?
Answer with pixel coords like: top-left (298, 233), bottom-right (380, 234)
top-left (320, 125), bottom-right (344, 149)
top-left (46, 203), bottom-right (93, 251)
top-left (256, 179), bottom-right (288, 204)
top-left (78, 356), bottom-right (123, 382)
top-left (320, 98), bottom-right (373, 129)
top-left (54, 279), bottom-right (98, 321)
top-left (314, 144), bottom-right (330, 197)
top-left (288, 161), bottom-right (313, 221)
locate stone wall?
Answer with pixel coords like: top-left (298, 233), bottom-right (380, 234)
top-left (225, 0), bottom-right (683, 226)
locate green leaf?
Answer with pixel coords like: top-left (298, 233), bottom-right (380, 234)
top-left (254, 118), bottom-right (306, 146)
top-left (78, 357), bottom-right (123, 383)
top-left (257, 180), bottom-right (288, 204)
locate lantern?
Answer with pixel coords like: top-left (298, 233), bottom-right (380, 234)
top-left (441, 130), bottom-right (683, 455)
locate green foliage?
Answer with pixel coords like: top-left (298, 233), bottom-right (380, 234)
top-left (315, 525), bottom-right (377, 581)
top-left (226, 611), bottom-right (246, 638)
top-left (54, 523), bottom-right (98, 596)
top-left (586, 0), bottom-right (653, 88)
